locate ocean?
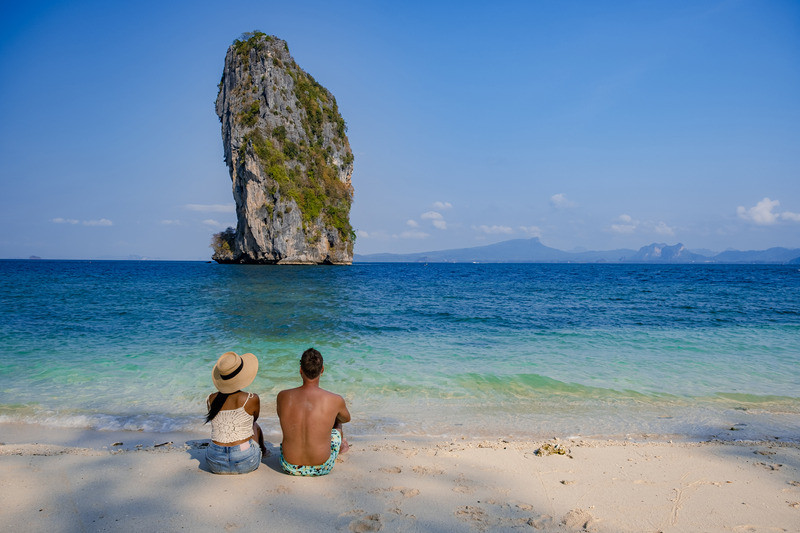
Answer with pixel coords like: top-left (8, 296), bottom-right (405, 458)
top-left (1, 260), bottom-right (798, 442)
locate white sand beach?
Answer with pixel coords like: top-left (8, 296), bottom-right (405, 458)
top-left (1, 425), bottom-right (798, 532)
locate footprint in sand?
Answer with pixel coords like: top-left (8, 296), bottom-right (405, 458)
top-left (526, 514), bottom-right (555, 529)
top-left (399, 488), bottom-right (419, 498)
top-left (369, 487), bottom-right (419, 498)
top-left (369, 486), bottom-right (420, 498)
top-left (452, 474), bottom-right (476, 494)
top-left (412, 466), bottom-right (444, 476)
top-left (349, 514), bottom-right (382, 532)
top-left (455, 505), bottom-right (488, 526)
top-left (562, 508), bottom-right (599, 531)
top-left (378, 466), bottom-right (402, 474)
top-left (756, 462), bottom-right (783, 471)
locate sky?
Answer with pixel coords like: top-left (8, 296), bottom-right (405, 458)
top-left (1, 0), bottom-right (798, 260)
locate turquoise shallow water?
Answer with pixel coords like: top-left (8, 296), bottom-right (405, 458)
top-left (1, 260), bottom-right (798, 441)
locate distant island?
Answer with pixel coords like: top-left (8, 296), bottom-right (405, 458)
top-left (355, 238), bottom-right (800, 264)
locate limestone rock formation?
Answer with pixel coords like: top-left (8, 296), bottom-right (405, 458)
top-left (213, 32), bottom-right (354, 264)
top-left (629, 243), bottom-right (704, 262)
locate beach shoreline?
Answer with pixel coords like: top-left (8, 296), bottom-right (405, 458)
top-left (2, 424), bottom-right (798, 532)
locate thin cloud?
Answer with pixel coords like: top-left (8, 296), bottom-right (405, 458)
top-left (737, 198), bottom-right (780, 225)
top-left (185, 203), bottom-right (235, 213)
top-left (398, 230), bottom-right (429, 239)
top-left (406, 219), bottom-right (419, 228)
top-left (421, 211), bottom-right (447, 230)
top-left (611, 224), bottom-right (636, 234)
top-left (519, 225), bottom-right (542, 237)
top-left (474, 224), bottom-right (513, 235)
top-left (160, 220), bottom-right (182, 225)
top-left (432, 201), bottom-right (453, 210)
top-left (357, 229), bottom-right (390, 240)
top-left (654, 221), bottom-right (675, 236)
top-left (202, 219), bottom-right (223, 227)
top-left (550, 193), bottom-right (576, 208)
top-left (736, 197), bottom-right (800, 223)
top-left (52, 217), bottom-right (112, 226)
top-left (83, 219), bottom-right (113, 226)
top-left (611, 214), bottom-right (638, 234)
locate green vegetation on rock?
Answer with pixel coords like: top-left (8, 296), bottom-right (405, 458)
top-left (232, 31), bottom-right (270, 67)
top-left (210, 227), bottom-right (236, 261)
top-left (289, 67), bottom-right (347, 146)
top-left (240, 101), bottom-right (260, 127)
top-left (240, 127), bottom-right (353, 239)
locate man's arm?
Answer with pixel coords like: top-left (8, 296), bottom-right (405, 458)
top-left (336, 394), bottom-right (351, 424)
top-left (276, 390), bottom-right (286, 419)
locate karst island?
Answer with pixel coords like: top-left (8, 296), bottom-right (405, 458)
top-left (212, 32), bottom-right (354, 265)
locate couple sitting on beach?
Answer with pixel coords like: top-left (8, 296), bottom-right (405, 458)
top-left (204, 348), bottom-right (350, 476)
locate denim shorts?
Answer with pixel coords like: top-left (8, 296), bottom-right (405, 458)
top-left (205, 439), bottom-right (261, 474)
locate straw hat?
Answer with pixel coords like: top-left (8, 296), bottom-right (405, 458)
top-left (212, 351), bottom-right (258, 393)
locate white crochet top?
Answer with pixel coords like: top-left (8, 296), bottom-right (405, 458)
top-left (209, 393), bottom-right (255, 444)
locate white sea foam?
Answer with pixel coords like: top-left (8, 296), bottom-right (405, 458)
top-left (0, 413), bottom-right (205, 433)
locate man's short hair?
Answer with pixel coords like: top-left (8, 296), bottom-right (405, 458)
top-left (300, 348), bottom-right (323, 379)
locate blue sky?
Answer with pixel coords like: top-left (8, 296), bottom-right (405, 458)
top-left (1, 0), bottom-right (798, 259)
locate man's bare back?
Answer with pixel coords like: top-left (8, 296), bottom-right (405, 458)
top-left (277, 349), bottom-right (350, 468)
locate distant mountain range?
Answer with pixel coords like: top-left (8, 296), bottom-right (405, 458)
top-left (355, 238), bottom-right (800, 264)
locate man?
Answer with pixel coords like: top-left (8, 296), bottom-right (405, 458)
top-left (276, 348), bottom-right (351, 476)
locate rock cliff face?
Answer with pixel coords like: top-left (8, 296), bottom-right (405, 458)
top-left (214, 32), bottom-right (354, 264)
top-left (628, 243), bottom-right (704, 262)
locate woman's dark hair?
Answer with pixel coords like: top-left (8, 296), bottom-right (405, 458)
top-left (205, 392), bottom-right (232, 423)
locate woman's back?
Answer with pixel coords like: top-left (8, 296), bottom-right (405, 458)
top-left (208, 391), bottom-right (257, 444)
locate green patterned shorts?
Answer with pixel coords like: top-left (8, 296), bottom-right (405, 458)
top-left (280, 429), bottom-right (342, 476)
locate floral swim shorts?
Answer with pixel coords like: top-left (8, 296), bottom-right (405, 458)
top-left (280, 429), bottom-right (342, 476)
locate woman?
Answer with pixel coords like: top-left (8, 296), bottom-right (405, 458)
top-left (205, 351), bottom-right (267, 474)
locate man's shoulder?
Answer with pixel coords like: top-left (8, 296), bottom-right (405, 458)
top-left (318, 388), bottom-right (346, 403)
top-left (277, 386), bottom-right (302, 398)
top-left (278, 385), bottom-right (343, 405)
top-left (314, 385), bottom-right (338, 396)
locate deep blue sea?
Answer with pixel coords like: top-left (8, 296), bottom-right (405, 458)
top-left (1, 260), bottom-right (798, 442)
